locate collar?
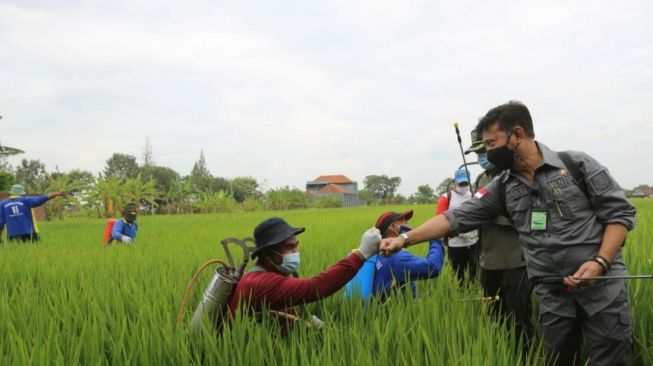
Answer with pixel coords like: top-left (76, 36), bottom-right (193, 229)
top-left (256, 260), bottom-right (283, 275)
top-left (505, 141), bottom-right (565, 184)
top-left (536, 141), bottom-right (566, 170)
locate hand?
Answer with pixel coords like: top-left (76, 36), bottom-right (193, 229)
top-left (380, 236), bottom-right (406, 256)
top-left (310, 315), bottom-right (324, 330)
top-left (121, 235), bottom-right (133, 245)
top-left (563, 261), bottom-right (603, 289)
top-left (357, 227), bottom-right (381, 259)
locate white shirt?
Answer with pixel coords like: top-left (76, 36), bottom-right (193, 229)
top-left (444, 190), bottom-right (478, 247)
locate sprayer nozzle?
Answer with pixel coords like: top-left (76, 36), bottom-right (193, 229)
top-left (453, 122), bottom-right (459, 128)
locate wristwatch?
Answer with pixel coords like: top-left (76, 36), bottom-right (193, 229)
top-left (400, 233), bottom-right (409, 245)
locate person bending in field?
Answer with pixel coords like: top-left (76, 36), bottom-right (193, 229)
top-left (228, 217), bottom-right (381, 333)
top-left (370, 210), bottom-right (445, 299)
top-left (110, 203), bottom-right (138, 245)
top-left (0, 184), bottom-right (67, 244)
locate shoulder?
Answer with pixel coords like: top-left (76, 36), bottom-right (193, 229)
top-left (560, 150), bottom-right (617, 190)
top-left (388, 250), bottom-right (417, 264)
top-left (246, 271), bottom-right (288, 293)
top-left (479, 171), bottom-right (510, 193)
top-left (241, 270), bottom-right (284, 285)
top-left (557, 149), bottom-right (609, 174)
top-left (29, 195), bottom-right (48, 201)
top-left (497, 170), bottom-right (511, 183)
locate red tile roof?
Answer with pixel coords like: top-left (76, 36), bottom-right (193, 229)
top-left (641, 188), bottom-right (653, 197)
top-left (312, 175), bottom-right (354, 184)
top-left (318, 184), bottom-right (350, 194)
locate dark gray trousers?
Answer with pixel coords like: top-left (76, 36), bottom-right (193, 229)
top-left (447, 243), bottom-right (478, 285)
top-left (539, 289), bottom-right (633, 366)
top-left (480, 266), bottom-right (534, 352)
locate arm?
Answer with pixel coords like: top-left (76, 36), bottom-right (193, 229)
top-left (23, 192), bottom-right (65, 207)
top-left (256, 254), bottom-right (365, 308)
top-left (111, 220), bottom-right (125, 241)
top-left (578, 152), bottom-right (636, 231)
top-left (381, 214), bottom-right (450, 256)
top-left (47, 191), bottom-right (66, 200)
top-left (381, 180), bottom-right (504, 255)
top-left (391, 239), bottom-right (445, 281)
top-left (564, 152), bottom-right (636, 288)
top-left (564, 223), bottom-right (628, 288)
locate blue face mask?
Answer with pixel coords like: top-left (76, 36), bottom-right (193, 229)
top-left (399, 225), bottom-right (412, 234)
top-left (272, 251), bottom-right (301, 275)
top-left (477, 153), bottom-right (495, 171)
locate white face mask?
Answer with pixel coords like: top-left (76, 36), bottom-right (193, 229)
top-left (271, 251), bottom-right (301, 275)
top-left (455, 185), bottom-right (470, 195)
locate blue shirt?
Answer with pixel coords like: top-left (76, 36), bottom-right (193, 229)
top-left (111, 219), bottom-right (138, 242)
top-left (0, 195), bottom-right (48, 237)
top-left (372, 239), bottom-right (445, 298)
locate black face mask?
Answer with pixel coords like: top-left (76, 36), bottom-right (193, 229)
top-left (398, 225), bottom-right (412, 234)
top-left (486, 131), bottom-right (518, 171)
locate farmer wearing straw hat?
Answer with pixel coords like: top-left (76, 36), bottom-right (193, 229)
top-left (0, 184), bottom-right (66, 243)
top-left (228, 217), bottom-right (381, 333)
top-left (380, 101), bottom-right (636, 366)
top-left (465, 129), bottom-right (534, 350)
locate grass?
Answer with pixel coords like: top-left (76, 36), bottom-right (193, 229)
top-left (0, 203), bottom-right (651, 365)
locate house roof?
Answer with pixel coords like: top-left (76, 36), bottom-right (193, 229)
top-left (311, 175), bottom-right (354, 184)
top-left (318, 184), bottom-right (350, 194)
top-left (640, 188), bottom-right (653, 196)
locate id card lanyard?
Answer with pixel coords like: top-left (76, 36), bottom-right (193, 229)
top-left (530, 186), bottom-right (548, 232)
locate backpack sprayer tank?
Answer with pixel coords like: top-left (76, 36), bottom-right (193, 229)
top-left (177, 237), bottom-right (254, 334)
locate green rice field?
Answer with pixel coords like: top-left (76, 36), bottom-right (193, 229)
top-left (1, 202), bottom-right (652, 365)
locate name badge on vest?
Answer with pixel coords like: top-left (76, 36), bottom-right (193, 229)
top-left (530, 210), bottom-right (548, 231)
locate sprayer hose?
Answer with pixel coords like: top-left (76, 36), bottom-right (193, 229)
top-left (176, 259), bottom-right (228, 327)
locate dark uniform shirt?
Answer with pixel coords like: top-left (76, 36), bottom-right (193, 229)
top-left (444, 142), bottom-right (636, 317)
top-left (476, 171), bottom-right (526, 270)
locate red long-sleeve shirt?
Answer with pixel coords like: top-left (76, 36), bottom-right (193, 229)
top-left (228, 253), bottom-right (364, 326)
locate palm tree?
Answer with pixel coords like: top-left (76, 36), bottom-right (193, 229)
top-left (85, 174), bottom-right (124, 218)
top-left (0, 116), bottom-right (24, 169)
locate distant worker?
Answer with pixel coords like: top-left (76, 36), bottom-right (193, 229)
top-left (465, 129), bottom-right (534, 349)
top-left (0, 184), bottom-right (66, 243)
top-left (110, 203), bottom-right (139, 245)
top-left (228, 217), bottom-right (381, 333)
top-left (435, 168), bottom-right (478, 285)
top-left (346, 210), bottom-right (444, 301)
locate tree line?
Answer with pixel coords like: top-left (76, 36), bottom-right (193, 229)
top-left (0, 141), bottom-right (446, 220)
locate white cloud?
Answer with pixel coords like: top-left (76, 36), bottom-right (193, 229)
top-left (1, 0), bottom-right (652, 195)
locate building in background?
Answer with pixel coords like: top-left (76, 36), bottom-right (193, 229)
top-left (306, 175), bottom-right (365, 208)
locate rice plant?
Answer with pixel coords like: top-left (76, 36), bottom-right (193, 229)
top-left (0, 204), bottom-right (651, 365)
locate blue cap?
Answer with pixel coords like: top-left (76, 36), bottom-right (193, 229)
top-left (454, 168), bottom-right (471, 184)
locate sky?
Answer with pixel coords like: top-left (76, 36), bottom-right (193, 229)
top-left (1, 0), bottom-right (652, 195)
